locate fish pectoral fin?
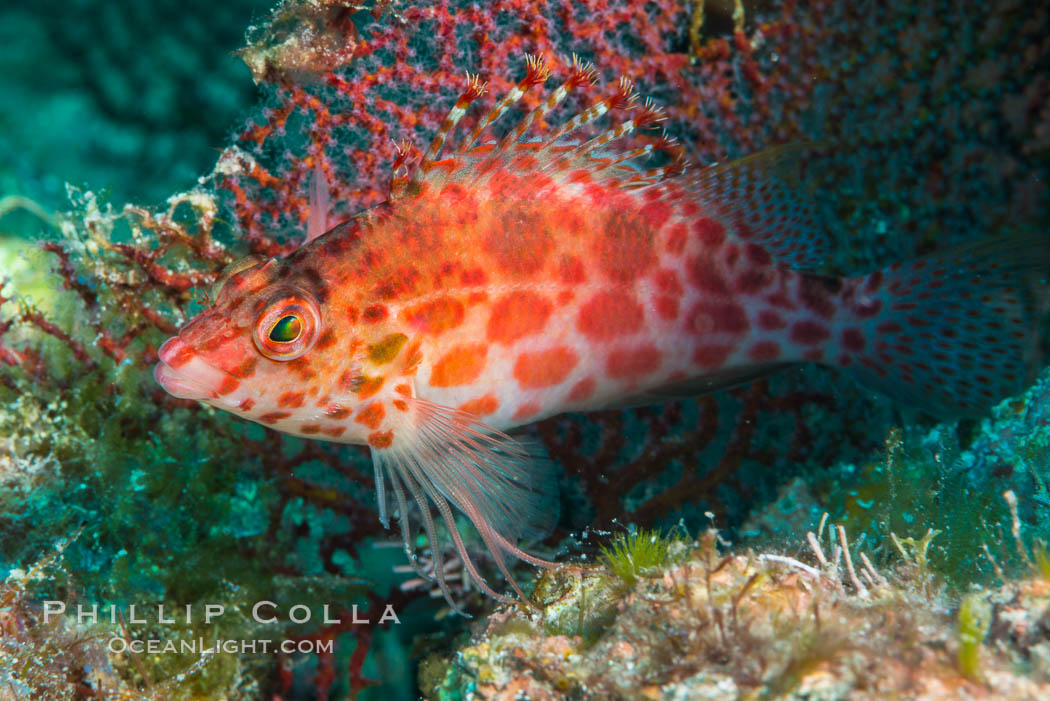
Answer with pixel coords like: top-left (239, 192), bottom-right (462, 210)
top-left (369, 397), bottom-right (560, 608)
top-left (398, 397), bottom-right (559, 542)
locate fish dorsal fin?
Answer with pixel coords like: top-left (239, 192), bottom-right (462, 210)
top-left (686, 143), bottom-right (830, 270)
top-left (369, 392), bottom-right (559, 609)
top-left (404, 55), bottom-right (678, 194)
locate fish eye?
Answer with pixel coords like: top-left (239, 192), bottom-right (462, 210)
top-left (268, 314), bottom-right (302, 343)
top-left (252, 288), bottom-right (321, 361)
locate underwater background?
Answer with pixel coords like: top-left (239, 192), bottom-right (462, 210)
top-left (1, 0), bottom-right (1049, 698)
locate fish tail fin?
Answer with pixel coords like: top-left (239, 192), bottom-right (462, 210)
top-left (835, 234), bottom-right (1049, 416)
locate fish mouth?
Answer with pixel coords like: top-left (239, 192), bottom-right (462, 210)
top-left (153, 336), bottom-right (226, 401)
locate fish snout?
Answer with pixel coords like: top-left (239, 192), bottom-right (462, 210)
top-left (154, 336), bottom-right (228, 401)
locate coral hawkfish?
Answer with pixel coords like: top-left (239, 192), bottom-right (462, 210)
top-left (155, 57), bottom-right (1048, 611)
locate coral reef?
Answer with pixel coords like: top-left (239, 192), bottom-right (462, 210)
top-left (435, 524), bottom-right (1050, 700)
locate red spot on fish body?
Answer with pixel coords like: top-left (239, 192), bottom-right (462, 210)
top-left (688, 255), bottom-right (731, 294)
top-left (355, 402), bottom-right (385, 430)
top-left (666, 222), bottom-right (688, 255)
top-left (368, 430), bottom-right (394, 448)
top-left (757, 310), bottom-right (786, 330)
top-left (400, 297), bottom-right (465, 334)
top-left (596, 210), bottom-right (657, 282)
top-left (230, 357), bottom-right (258, 379)
top-left (639, 200), bottom-right (672, 229)
top-left (655, 297), bottom-right (679, 320)
top-left (654, 268), bottom-right (683, 295)
top-left (684, 301), bottom-right (749, 335)
top-left (300, 424), bottom-right (321, 435)
top-left (322, 426), bottom-right (346, 438)
top-left (160, 338), bottom-right (195, 370)
top-left (578, 292), bottom-right (645, 340)
top-left (790, 321), bottom-right (831, 345)
top-left (238, 398), bottom-right (255, 411)
top-left (799, 276), bottom-right (838, 319)
top-left (461, 267), bottom-right (487, 286)
top-left (512, 402), bottom-right (541, 421)
top-left (487, 292), bottom-right (553, 344)
top-left (314, 328), bottom-right (337, 350)
top-left (558, 255), bottom-right (586, 284)
top-left (259, 410), bottom-right (291, 424)
top-left (748, 341), bottom-right (781, 362)
top-left (744, 243), bottom-right (773, 266)
top-left (459, 394), bottom-right (499, 416)
top-left (288, 357), bottom-right (315, 381)
top-left (217, 376), bottom-right (240, 395)
top-left (484, 207), bottom-right (551, 276)
top-left (736, 269), bottom-right (774, 294)
top-left (514, 347), bottom-right (578, 389)
top-left (694, 218), bottom-right (726, 247)
top-left (325, 404), bottom-right (351, 419)
top-left (877, 321), bottom-right (903, 334)
top-left (430, 344), bottom-right (487, 386)
top-left (363, 305), bottom-right (388, 323)
top-left (841, 328), bottom-right (865, 352)
top-left (277, 391), bottom-right (305, 408)
top-left (607, 345), bottom-right (662, 378)
top-left (693, 345), bottom-right (734, 368)
top-left (356, 376), bottom-right (384, 400)
top-left (567, 377), bottom-right (596, 402)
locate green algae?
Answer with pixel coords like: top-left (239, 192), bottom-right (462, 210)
top-left (599, 527), bottom-right (687, 591)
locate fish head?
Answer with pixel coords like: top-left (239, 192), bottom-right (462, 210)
top-left (154, 255), bottom-right (358, 436)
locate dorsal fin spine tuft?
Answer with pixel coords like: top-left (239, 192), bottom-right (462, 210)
top-left (416, 73), bottom-right (489, 178)
top-left (405, 57), bottom-right (684, 192)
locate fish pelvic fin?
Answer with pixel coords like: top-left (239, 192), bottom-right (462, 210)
top-left (834, 233), bottom-right (1050, 417)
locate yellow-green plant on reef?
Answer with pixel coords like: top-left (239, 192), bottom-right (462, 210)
top-left (956, 591), bottom-right (992, 681)
top-left (599, 527), bottom-right (687, 590)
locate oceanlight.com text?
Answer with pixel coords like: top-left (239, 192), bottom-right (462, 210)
top-left (106, 637), bottom-right (335, 655)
